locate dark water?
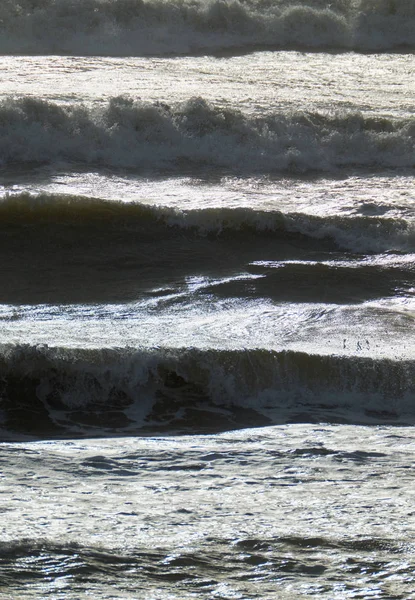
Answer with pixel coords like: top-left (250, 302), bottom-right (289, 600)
top-left (0, 2), bottom-right (414, 598)
top-left (0, 189), bottom-right (414, 438)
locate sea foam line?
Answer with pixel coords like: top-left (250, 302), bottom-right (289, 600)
top-left (0, 96), bottom-right (414, 173)
top-left (0, 0), bottom-right (414, 56)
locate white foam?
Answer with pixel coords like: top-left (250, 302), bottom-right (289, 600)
top-left (0, 342), bottom-right (414, 425)
top-left (0, 0), bottom-right (414, 56)
top-left (0, 96), bottom-right (413, 173)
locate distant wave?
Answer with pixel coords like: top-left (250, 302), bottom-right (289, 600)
top-left (2, 192), bottom-right (415, 253)
top-left (0, 96), bottom-right (414, 174)
top-left (1, 343), bottom-right (414, 438)
top-left (0, 0), bottom-right (414, 56)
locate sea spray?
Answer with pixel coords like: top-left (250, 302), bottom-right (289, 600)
top-left (0, 96), bottom-right (413, 172)
top-left (1, 344), bottom-right (414, 437)
top-left (0, 0), bottom-right (414, 55)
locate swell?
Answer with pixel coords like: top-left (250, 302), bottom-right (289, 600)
top-left (1, 192), bottom-right (414, 253)
top-left (0, 96), bottom-right (414, 173)
top-left (0, 0), bottom-right (414, 56)
top-left (0, 192), bottom-right (413, 304)
top-left (1, 344), bottom-right (414, 438)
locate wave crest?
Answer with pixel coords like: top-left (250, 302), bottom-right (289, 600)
top-left (0, 0), bottom-right (414, 56)
top-left (1, 343), bottom-right (414, 438)
top-left (0, 96), bottom-right (413, 173)
top-left (1, 191), bottom-right (414, 253)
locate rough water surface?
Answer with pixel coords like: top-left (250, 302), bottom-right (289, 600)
top-left (1, 426), bottom-right (415, 599)
top-left (0, 0), bottom-right (414, 598)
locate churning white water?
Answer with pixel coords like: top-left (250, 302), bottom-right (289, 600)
top-left (0, 1), bottom-right (414, 598)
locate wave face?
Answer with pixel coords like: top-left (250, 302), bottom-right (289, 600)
top-left (1, 344), bottom-right (414, 439)
top-left (0, 191), bottom-right (413, 306)
top-left (0, 0), bottom-right (414, 56)
top-left (0, 96), bottom-right (414, 173)
top-left (1, 192), bottom-right (414, 254)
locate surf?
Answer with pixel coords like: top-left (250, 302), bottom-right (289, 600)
top-left (1, 343), bottom-right (414, 439)
top-left (0, 96), bottom-right (414, 173)
top-left (1, 0), bottom-right (414, 56)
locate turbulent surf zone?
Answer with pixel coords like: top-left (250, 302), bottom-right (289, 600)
top-left (1, 4), bottom-right (415, 600)
top-left (0, 190), bottom-right (414, 439)
top-left (1, 0), bottom-right (415, 56)
top-left (1, 344), bottom-right (415, 439)
top-left (0, 96), bottom-right (414, 172)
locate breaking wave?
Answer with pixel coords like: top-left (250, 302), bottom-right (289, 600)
top-left (1, 343), bottom-right (414, 438)
top-left (1, 192), bottom-right (414, 254)
top-left (0, 0), bottom-right (414, 56)
top-left (0, 96), bottom-right (414, 173)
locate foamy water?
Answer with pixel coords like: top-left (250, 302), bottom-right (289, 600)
top-left (0, 1), bottom-right (414, 597)
top-left (1, 0), bottom-right (414, 55)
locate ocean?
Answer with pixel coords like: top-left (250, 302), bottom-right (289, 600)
top-left (0, 0), bottom-right (414, 598)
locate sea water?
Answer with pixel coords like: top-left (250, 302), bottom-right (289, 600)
top-left (0, 1), bottom-right (414, 598)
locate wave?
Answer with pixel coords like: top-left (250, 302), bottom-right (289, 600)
top-left (1, 191), bottom-right (413, 304)
top-left (0, 539), bottom-right (172, 589)
top-left (0, 0), bottom-right (414, 56)
top-left (1, 192), bottom-right (414, 254)
top-left (0, 343), bottom-right (414, 439)
top-left (0, 96), bottom-right (414, 174)
top-left (1, 536), bottom-right (411, 592)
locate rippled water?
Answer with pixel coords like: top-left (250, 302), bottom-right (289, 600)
top-left (0, 1), bottom-right (414, 597)
top-left (2, 425), bottom-right (415, 599)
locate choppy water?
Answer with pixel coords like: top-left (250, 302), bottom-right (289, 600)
top-left (0, 1), bottom-right (414, 598)
top-left (2, 426), bottom-right (415, 599)
top-left (1, 0), bottom-right (415, 55)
